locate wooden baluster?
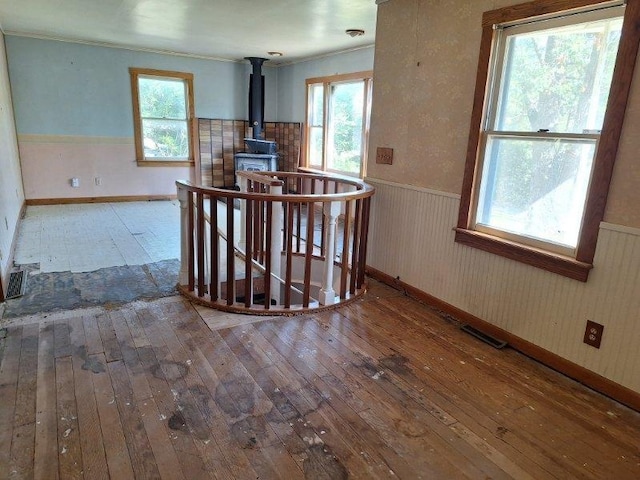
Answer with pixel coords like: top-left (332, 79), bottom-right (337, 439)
top-left (282, 202), bottom-right (288, 247)
top-left (264, 200), bottom-right (272, 310)
top-left (244, 181), bottom-right (254, 308)
top-left (340, 200), bottom-right (352, 299)
top-left (310, 179), bottom-right (316, 257)
top-left (259, 184), bottom-right (266, 264)
top-left (270, 183), bottom-right (283, 307)
top-left (177, 185), bottom-right (191, 288)
top-left (226, 195), bottom-right (235, 305)
top-left (197, 192), bottom-right (206, 297)
top-left (349, 199), bottom-right (362, 295)
top-left (284, 201), bottom-right (294, 309)
top-left (257, 186), bottom-right (264, 262)
top-left (209, 195), bottom-right (219, 301)
top-left (320, 179), bottom-right (328, 258)
top-left (357, 196), bottom-right (371, 289)
top-left (252, 183), bottom-right (259, 262)
top-left (239, 175), bottom-right (247, 250)
top-left (303, 200), bottom-right (315, 307)
top-left (296, 177), bottom-right (302, 252)
top-left (187, 191), bottom-right (195, 292)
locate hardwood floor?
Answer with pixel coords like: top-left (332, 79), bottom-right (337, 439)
top-left (1, 280), bottom-right (639, 479)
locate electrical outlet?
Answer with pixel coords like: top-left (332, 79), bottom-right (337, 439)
top-left (70, 177), bottom-right (80, 188)
top-left (376, 147), bottom-right (393, 165)
top-left (95, 177), bottom-right (102, 186)
top-left (583, 320), bottom-right (604, 349)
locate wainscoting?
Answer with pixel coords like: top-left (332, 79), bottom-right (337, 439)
top-left (366, 177), bottom-right (640, 398)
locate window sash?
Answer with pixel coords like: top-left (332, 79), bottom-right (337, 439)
top-left (130, 68), bottom-right (194, 164)
top-left (473, 133), bottom-right (599, 255)
top-left (455, 0), bottom-right (640, 281)
top-left (471, 6), bottom-right (623, 254)
top-left (486, 5), bottom-right (624, 136)
top-left (304, 72), bottom-right (372, 178)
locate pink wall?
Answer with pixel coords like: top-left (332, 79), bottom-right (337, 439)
top-left (19, 135), bottom-right (194, 200)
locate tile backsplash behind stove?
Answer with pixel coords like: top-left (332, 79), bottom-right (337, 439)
top-left (198, 118), bottom-right (301, 189)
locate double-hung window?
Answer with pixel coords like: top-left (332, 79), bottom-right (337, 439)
top-left (456, 0), bottom-right (640, 281)
top-left (304, 72), bottom-right (373, 178)
top-left (130, 68), bottom-right (195, 166)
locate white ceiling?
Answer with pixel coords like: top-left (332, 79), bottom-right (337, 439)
top-left (0, 0), bottom-right (379, 64)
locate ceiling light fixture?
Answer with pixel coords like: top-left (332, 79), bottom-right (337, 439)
top-left (345, 29), bottom-right (365, 37)
top-left (267, 51), bottom-right (283, 57)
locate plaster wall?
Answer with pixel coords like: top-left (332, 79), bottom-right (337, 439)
top-left (0, 32), bottom-right (25, 281)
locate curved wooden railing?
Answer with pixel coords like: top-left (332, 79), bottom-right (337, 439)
top-left (176, 170), bottom-right (375, 314)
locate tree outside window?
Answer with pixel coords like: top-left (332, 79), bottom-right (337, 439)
top-left (455, 0), bottom-right (640, 281)
top-left (130, 68), bottom-right (195, 166)
top-left (304, 72), bottom-right (372, 178)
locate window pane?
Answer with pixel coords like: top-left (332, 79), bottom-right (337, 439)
top-left (139, 77), bottom-right (187, 119)
top-left (327, 82), bottom-right (364, 174)
top-left (495, 15), bottom-right (622, 133)
top-left (476, 136), bottom-right (596, 248)
top-left (142, 119), bottom-right (189, 159)
top-left (308, 126), bottom-right (323, 166)
top-left (310, 84), bottom-right (324, 126)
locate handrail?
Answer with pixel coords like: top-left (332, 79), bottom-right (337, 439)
top-left (176, 170), bottom-right (374, 315)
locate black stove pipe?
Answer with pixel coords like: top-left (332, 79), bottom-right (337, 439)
top-left (245, 57), bottom-right (268, 140)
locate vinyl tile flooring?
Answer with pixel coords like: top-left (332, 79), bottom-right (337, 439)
top-left (14, 201), bottom-right (181, 274)
top-left (3, 202), bottom-right (181, 318)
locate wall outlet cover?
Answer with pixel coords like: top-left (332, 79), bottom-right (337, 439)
top-left (583, 320), bottom-right (604, 349)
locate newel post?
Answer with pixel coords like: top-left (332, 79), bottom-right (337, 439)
top-left (177, 184), bottom-right (190, 286)
top-left (319, 201), bottom-right (341, 305)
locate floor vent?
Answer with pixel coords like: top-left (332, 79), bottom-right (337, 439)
top-left (461, 324), bottom-right (507, 349)
top-left (6, 270), bottom-right (27, 299)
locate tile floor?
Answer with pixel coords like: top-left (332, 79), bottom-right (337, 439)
top-left (14, 201), bottom-right (181, 274)
top-left (2, 201), bottom-right (182, 319)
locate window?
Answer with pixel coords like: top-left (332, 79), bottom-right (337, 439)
top-left (130, 68), bottom-right (195, 166)
top-left (304, 72), bottom-right (373, 177)
top-left (456, 0), bottom-right (640, 281)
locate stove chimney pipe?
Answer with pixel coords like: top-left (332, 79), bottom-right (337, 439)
top-left (245, 57), bottom-right (268, 139)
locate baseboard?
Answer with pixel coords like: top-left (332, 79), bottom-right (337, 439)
top-left (366, 265), bottom-right (640, 413)
top-left (25, 195), bottom-right (178, 206)
top-left (0, 201), bottom-right (27, 303)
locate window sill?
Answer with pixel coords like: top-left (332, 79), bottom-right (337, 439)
top-left (454, 228), bottom-right (593, 282)
top-left (137, 160), bottom-right (194, 167)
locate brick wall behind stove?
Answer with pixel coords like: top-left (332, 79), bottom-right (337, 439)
top-left (198, 118), bottom-right (302, 188)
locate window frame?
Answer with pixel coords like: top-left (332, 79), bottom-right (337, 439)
top-left (129, 67), bottom-right (195, 167)
top-left (303, 71), bottom-right (373, 178)
top-left (455, 0), bottom-right (640, 282)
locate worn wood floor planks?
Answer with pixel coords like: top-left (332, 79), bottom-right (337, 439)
top-left (1, 280), bottom-right (640, 479)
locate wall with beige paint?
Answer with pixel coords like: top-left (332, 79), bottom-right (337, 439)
top-left (0, 32), bottom-right (25, 284)
top-left (367, 0), bottom-right (640, 394)
top-left (368, 0), bottom-right (640, 228)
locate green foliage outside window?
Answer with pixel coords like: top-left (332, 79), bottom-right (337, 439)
top-left (139, 77), bottom-right (189, 159)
